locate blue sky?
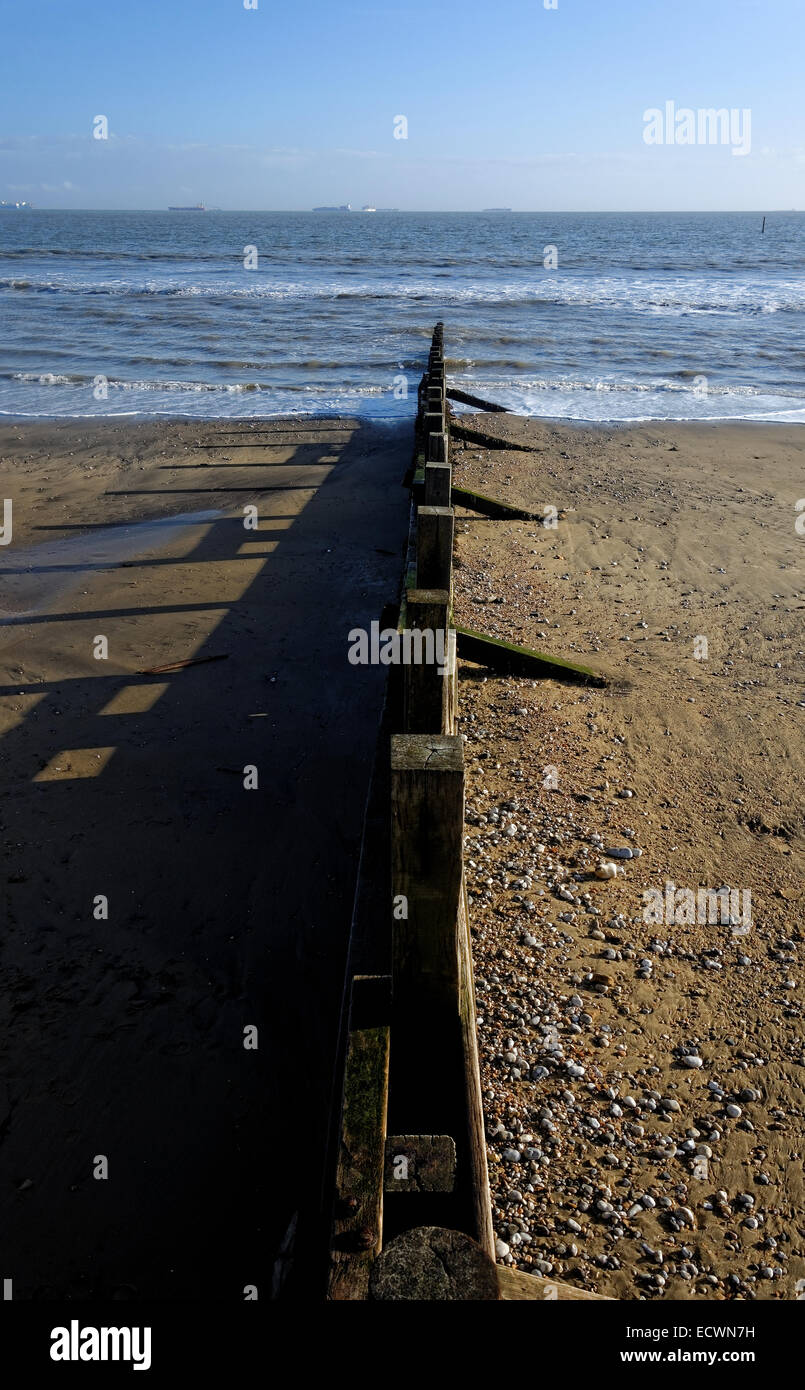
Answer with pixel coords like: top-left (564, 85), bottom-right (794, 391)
top-left (1, 0), bottom-right (802, 209)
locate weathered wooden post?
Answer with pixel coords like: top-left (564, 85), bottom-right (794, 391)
top-left (426, 431), bottom-right (447, 463)
top-left (390, 733), bottom-right (464, 1026)
top-left (417, 505), bottom-right (454, 592)
top-left (402, 589), bottom-right (450, 734)
top-left (370, 1227), bottom-right (500, 1301)
top-left (424, 463), bottom-right (451, 507)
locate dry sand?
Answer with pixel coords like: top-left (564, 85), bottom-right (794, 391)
top-left (451, 414), bottom-right (804, 1300)
top-left (0, 416), bottom-right (410, 1299)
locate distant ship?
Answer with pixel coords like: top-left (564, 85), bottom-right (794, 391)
top-left (313, 204), bottom-right (351, 212)
top-left (168, 203), bottom-right (206, 211)
top-left (362, 205), bottom-right (376, 212)
top-left (483, 207), bottom-right (512, 213)
top-left (0, 200), bottom-right (33, 209)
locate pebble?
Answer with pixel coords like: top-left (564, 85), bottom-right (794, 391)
top-left (458, 635), bottom-right (797, 1299)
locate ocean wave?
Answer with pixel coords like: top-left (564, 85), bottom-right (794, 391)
top-left (9, 367), bottom-right (804, 406)
top-left (447, 375), bottom-right (805, 425)
top-left (7, 371), bottom-right (390, 396)
top-left (5, 369), bottom-right (803, 427)
top-left (2, 271), bottom-right (803, 315)
top-left (454, 374), bottom-right (805, 401)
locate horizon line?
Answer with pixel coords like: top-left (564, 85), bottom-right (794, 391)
top-left (4, 206), bottom-right (799, 215)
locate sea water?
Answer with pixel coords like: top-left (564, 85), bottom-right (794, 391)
top-left (1, 209), bottom-right (803, 422)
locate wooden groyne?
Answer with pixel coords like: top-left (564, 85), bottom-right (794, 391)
top-left (325, 327), bottom-right (608, 1301)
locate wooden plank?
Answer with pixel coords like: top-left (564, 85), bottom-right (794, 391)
top-left (456, 625), bottom-right (607, 687)
top-left (444, 627), bottom-right (457, 737)
top-left (416, 505), bottom-right (454, 591)
top-left (456, 876), bottom-right (495, 1258)
top-left (446, 387), bottom-right (510, 413)
top-left (401, 498), bottom-right (418, 601)
top-left (451, 484), bottom-right (541, 522)
top-left (384, 1136), bottom-right (456, 1193)
top-left (390, 734), bottom-right (464, 1028)
top-left (327, 975), bottom-right (391, 1301)
top-left (498, 1266), bottom-right (614, 1301)
top-left (370, 1226), bottom-right (500, 1301)
top-left (451, 422), bottom-right (529, 452)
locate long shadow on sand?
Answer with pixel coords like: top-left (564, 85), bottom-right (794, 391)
top-left (0, 417), bottom-right (410, 1300)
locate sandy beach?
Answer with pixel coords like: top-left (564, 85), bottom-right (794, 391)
top-left (450, 414), bottom-right (804, 1299)
top-left (1, 409), bottom-right (803, 1302)
top-left (0, 416), bottom-right (410, 1298)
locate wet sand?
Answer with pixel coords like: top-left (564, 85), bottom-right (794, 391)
top-left (0, 416), bottom-right (410, 1299)
top-left (450, 415), bottom-right (805, 1299)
